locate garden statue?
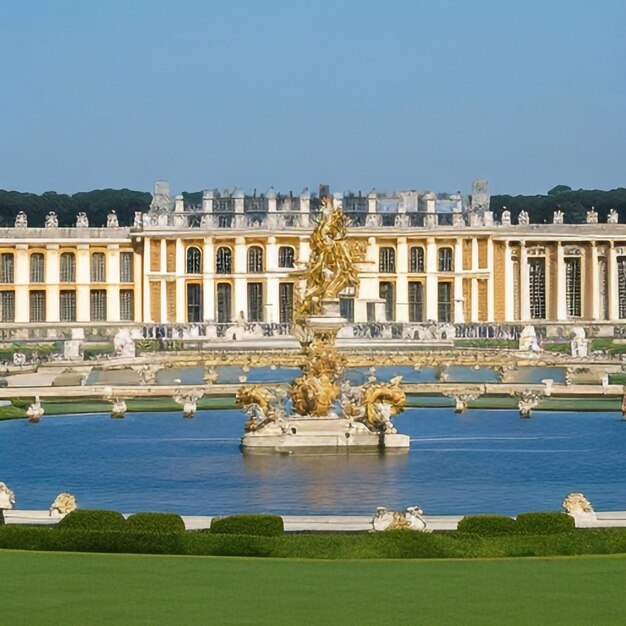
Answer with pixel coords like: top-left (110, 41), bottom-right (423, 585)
top-left (110, 398), bottom-right (127, 418)
top-left (562, 492), bottom-right (596, 526)
top-left (50, 493), bottom-right (77, 517)
top-left (0, 482), bottom-right (15, 511)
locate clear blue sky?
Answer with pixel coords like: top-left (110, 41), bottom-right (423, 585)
top-left (1, 0), bottom-right (625, 196)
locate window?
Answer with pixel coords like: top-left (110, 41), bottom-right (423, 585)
top-left (247, 282), bottom-right (263, 321)
top-left (60, 253), bottom-right (75, 283)
top-left (29, 291), bottom-right (46, 322)
top-left (91, 253), bottom-right (106, 282)
top-left (438, 282), bottom-right (452, 322)
top-left (279, 282), bottom-right (294, 323)
top-left (120, 252), bottom-right (134, 283)
top-left (30, 253), bottom-right (44, 283)
top-left (120, 290), bottom-right (134, 321)
top-left (216, 283), bottom-right (232, 323)
top-left (529, 258), bottom-right (546, 319)
top-left (186, 247), bottom-right (202, 274)
top-left (565, 257), bottom-right (581, 317)
top-left (438, 247), bottom-right (453, 272)
top-left (90, 289), bottom-right (107, 321)
top-left (379, 247), bottom-right (396, 273)
top-left (216, 247), bottom-right (232, 274)
top-left (409, 247), bottom-right (425, 272)
top-left (408, 281), bottom-right (424, 322)
top-left (0, 253), bottom-right (14, 283)
top-left (60, 291), bottom-right (76, 322)
top-left (186, 283), bottom-right (202, 322)
top-left (0, 291), bottom-right (15, 322)
top-left (278, 246), bottom-right (295, 269)
top-left (247, 246), bottom-right (264, 273)
top-left (379, 281), bottom-right (395, 321)
top-left (339, 296), bottom-right (355, 322)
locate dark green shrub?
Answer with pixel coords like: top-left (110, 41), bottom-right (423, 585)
top-left (457, 515), bottom-right (517, 536)
top-left (56, 509), bottom-right (126, 531)
top-left (126, 512), bottom-right (185, 533)
top-left (210, 514), bottom-right (284, 536)
top-left (515, 512), bottom-right (575, 535)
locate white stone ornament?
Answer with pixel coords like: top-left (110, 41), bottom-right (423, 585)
top-left (45, 212), bottom-right (59, 228)
top-left (553, 210), bottom-right (564, 224)
top-left (517, 210), bottom-right (529, 225)
top-left (372, 506), bottom-right (429, 532)
top-left (0, 482), bottom-right (15, 510)
top-left (562, 492), bottom-right (596, 527)
top-left (14, 211), bottom-right (28, 228)
top-left (586, 207), bottom-right (598, 223)
top-left (607, 209), bottom-right (619, 224)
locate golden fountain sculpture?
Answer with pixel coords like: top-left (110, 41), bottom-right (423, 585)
top-left (238, 198), bottom-right (409, 453)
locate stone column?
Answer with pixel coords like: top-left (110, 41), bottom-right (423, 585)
top-left (486, 238), bottom-right (495, 322)
top-left (265, 236), bottom-right (279, 323)
top-left (504, 241), bottom-right (515, 321)
top-left (453, 237), bottom-right (464, 323)
top-left (142, 238), bottom-right (151, 322)
top-left (133, 244), bottom-right (143, 322)
top-left (14, 244), bottom-right (29, 323)
top-left (470, 239), bottom-right (479, 322)
top-left (160, 279), bottom-right (168, 322)
top-left (234, 236), bottom-right (248, 319)
top-left (396, 237), bottom-right (409, 322)
top-left (520, 242), bottom-right (530, 321)
top-left (609, 243), bottom-right (619, 321)
top-left (175, 239), bottom-right (186, 323)
top-left (46, 245), bottom-right (60, 322)
top-left (203, 237), bottom-right (215, 322)
top-left (426, 237), bottom-right (438, 321)
top-left (76, 244), bottom-right (90, 323)
top-left (556, 242), bottom-right (567, 321)
top-left (590, 243), bottom-right (600, 320)
top-left (106, 245), bottom-right (120, 322)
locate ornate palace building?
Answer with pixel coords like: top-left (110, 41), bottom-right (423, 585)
top-left (1, 180), bottom-right (625, 338)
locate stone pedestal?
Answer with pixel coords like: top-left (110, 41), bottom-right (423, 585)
top-left (240, 416), bottom-right (410, 454)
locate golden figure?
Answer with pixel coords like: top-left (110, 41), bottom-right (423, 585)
top-left (236, 385), bottom-right (277, 431)
top-left (295, 198), bottom-right (363, 320)
top-left (361, 376), bottom-right (407, 432)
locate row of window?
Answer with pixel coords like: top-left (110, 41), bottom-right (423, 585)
top-left (0, 252), bottom-right (134, 284)
top-left (378, 246), bottom-right (453, 273)
top-left (0, 290), bottom-right (134, 322)
top-left (187, 246), bottom-right (296, 275)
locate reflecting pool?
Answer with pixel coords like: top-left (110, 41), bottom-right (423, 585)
top-left (1, 408), bottom-right (624, 515)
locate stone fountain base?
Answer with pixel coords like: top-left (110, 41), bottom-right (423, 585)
top-left (240, 416), bottom-right (410, 454)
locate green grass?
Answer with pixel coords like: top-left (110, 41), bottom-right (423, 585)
top-left (0, 551), bottom-right (624, 625)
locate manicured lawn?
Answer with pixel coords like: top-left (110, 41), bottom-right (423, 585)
top-left (1, 551), bottom-right (625, 625)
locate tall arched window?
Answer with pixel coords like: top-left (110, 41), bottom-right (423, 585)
top-left (278, 246), bottom-right (295, 268)
top-left (438, 247), bottom-right (453, 272)
top-left (90, 252), bottom-right (106, 282)
top-left (186, 247), bottom-right (202, 274)
top-left (30, 253), bottom-right (45, 283)
top-left (379, 247), bottom-right (396, 273)
top-left (216, 247), bottom-right (232, 274)
top-left (60, 253), bottom-right (76, 283)
top-left (409, 247), bottom-right (425, 272)
top-left (247, 246), bottom-right (264, 273)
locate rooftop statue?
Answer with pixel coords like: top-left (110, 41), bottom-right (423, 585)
top-left (553, 210), bottom-right (564, 224)
top-left (76, 212), bottom-right (89, 228)
top-left (586, 207), bottom-right (598, 224)
top-left (518, 210), bottom-right (529, 226)
top-left (45, 212), bottom-right (59, 228)
top-left (107, 211), bottom-right (119, 228)
top-left (14, 211), bottom-right (28, 228)
top-left (608, 209), bottom-right (619, 224)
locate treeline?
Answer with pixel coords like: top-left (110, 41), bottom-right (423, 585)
top-left (490, 185), bottom-right (626, 224)
top-left (0, 189), bottom-right (151, 227)
top-left (1, 185), bottom-right (626, 227)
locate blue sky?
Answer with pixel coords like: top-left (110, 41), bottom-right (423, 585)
top-left (1, 0), bottom-right (625, 196)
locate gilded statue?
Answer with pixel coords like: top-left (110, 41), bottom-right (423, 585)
top-left (360, 376), bottom-right (406, 433)
top-left (295, 198), bottom-right (363, 319)
top-left (236, 385), bottom-right (279, 431)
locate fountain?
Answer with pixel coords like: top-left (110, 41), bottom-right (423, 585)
top-left (238, 198), bottom-right (410, 453)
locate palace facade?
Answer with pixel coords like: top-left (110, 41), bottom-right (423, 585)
top-left (1, 180), bottom-right (625, 334)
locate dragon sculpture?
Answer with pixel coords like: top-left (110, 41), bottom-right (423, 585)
top-left (360, 376), bottom-right (407, 433)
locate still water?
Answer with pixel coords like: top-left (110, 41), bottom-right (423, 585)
top-left (1, 409), bottom-right (624, 515)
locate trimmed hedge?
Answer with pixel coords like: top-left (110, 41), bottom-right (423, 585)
top-left (126, 513), bottom-right (186, 533)
top-left (457, 515), bottom-right (517, 536)
top-left (56, 509), bottom-right (126, 531)
top-left (1, 526), bottom-right (626, 559)
top-left (515, 512), bottom-right (575, 535)
top-left (210, 514), bottom-right (284, 537)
